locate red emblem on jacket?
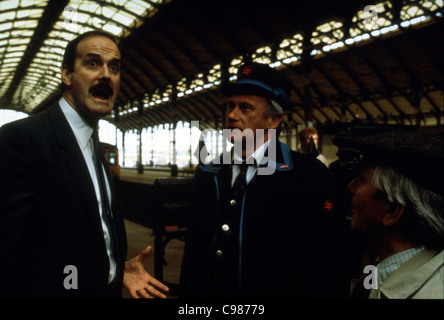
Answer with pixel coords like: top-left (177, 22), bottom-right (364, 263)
top-left (323, 200), bottom-right (334, 212)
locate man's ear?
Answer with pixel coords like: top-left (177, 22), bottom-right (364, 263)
top-left (382, 204), bottom-right (405, 227)
top-left (267, 114), bottom-right (283, 130)
top-left (61, 65), bottom-right (72, 87)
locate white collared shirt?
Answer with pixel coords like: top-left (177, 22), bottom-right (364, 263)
top-left (59, 98), bottom-right (116, 283)
top-left (231, 139), bottom-right (270, 187)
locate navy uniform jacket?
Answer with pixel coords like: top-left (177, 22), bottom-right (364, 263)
top-left (180, 142), bottom-right (346, 298)
top-left (0, 104), bottom-right (127, 297)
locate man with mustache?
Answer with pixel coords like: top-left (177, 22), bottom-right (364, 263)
top-left (0, 30), bottom-right (168, 298)
top-left (180, 62), bottom-right (346, 298)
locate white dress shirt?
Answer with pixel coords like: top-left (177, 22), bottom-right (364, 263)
top-left (231, 139), bottom-right (270, 187)
top-left (59, 98), bottom-right (116, 283)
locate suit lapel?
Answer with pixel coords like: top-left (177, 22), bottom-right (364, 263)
top-left (47, 104), bottom-right (103, 229)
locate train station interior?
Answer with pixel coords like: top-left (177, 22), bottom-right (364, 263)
top-left (0, 0), bottom-right (443, 301)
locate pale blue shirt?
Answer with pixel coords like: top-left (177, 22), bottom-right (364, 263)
top-left (376, 246), bottom-right (426, 286)
top-left (370, 246), bottom-right (426, 295)
top-left (59, 98), bottom-right (116, 283)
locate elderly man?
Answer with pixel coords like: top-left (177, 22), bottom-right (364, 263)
top-left (180, 62), bottom-right (346, 298)
top-left (0, 30), bottom-right (168, 298)
top-left (348, 130), bottom-right (444, 299)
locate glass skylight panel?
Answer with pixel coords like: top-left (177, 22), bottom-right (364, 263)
top-left (311, 21), bottom-right (344, 47)
top-left (113, 11), bottom-right (136, 26)
top-left (102, 6), bottom-right (117, 17)
top-left (3, 57), bottom-right (20, 64)
top-left (36, 52), bottom-right (61, 61)
top-left (13, 20), bottom-right (38, 29)
top-left (76, 11), bottom-right (91, 24)
top-left (41, 45), bottom-right (65, 56)
top-left (78, 1), bottom-right (100, 12)
top-left (0, 10), bottom-right (16, 21)
top-left (1, 1), bottom-right (20, 11)
top-left (7, 45), bottom-right (26, 52)
top-left (125, 1), bottom-right (151, 15)
top-left (16, 8), bottom-right (43, 19)
top-left (9, 38), bottom-right (30, 45)
top-left (10, 29), bottom-right (33, 37)
top-left (33, 58), bottom-right (60, 68)
top-left (277, 33), bottom-right (303, 63)
top-left (252, 46), bottom-right (273, 64)
top-left (5, 51), bottom-right (22, 58)
top-left (102, 23), bottom-right (122, 35)
top-left (46, 38), bottom-right (69, 49)
top-left (0, 22), bottom-right (13, 31)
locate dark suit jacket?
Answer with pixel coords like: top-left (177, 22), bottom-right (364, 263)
top-left (180, 142), bottom-right (347, 298)
top-left (0, 103), bottom-right (127, 297)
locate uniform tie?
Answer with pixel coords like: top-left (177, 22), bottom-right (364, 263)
top-left (231, 162), bottom-right (249, 200)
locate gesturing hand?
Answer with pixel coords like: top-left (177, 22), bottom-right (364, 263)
top-left (123, 245), bottom-right (170, 298)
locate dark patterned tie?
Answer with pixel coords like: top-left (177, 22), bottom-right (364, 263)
top-left (231, 162), bottom-right (248, 200)
top-left (92, 129), bottom-right (118, 261)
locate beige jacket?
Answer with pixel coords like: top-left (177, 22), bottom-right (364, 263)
top-left (370, 249), bottom-right (444, 299)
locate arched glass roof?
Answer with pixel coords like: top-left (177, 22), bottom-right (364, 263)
top-left (119, 0), bottom-right (443, 120)
top-left (0, 0), bottom-right (170, 112)
top-left (0, 0), bottom-right (443, 129)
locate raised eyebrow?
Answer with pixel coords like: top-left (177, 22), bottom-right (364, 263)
top-left (85, 53), bottom-right (121, 64)
top-left (110, 58), bottom-right (121, 65)
top-left (85, 53), bottom-right (101, 60)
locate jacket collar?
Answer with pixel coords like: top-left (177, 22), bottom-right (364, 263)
top-left (47, 103), bottom-right (102, 223)
top-left (371, 249), bottom-right (444, 299)
top-left (199, 141), bottom-right (293, 174)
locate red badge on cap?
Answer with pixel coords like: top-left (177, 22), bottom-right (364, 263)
top-left (241, 66), bottom-right (253, 75)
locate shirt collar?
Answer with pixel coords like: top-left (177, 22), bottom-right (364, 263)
top-left (376, 246), bottom-right (425, 287)
top-left (232, 139), bottom-right (271, 166)
top-left (59, 97), bottom-right (94, 149)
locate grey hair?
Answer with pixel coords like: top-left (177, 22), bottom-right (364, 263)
top-left (264, 99), bottom-right (284, 137)
top-left (372, 166), bottom-right (444, 237)
top-left (265, 99), bottom-right (285, 118)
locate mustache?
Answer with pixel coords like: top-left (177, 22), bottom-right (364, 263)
top-left (89, 82), bottom-right (113, 95)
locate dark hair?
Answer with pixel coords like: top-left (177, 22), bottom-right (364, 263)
top-left (299, 127), bottom-right (318, 141)
top-left (60, 30), bottom-right (120, 90)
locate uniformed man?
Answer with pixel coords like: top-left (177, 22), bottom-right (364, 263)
top-left (180, 62), bottom-right (346, 298)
